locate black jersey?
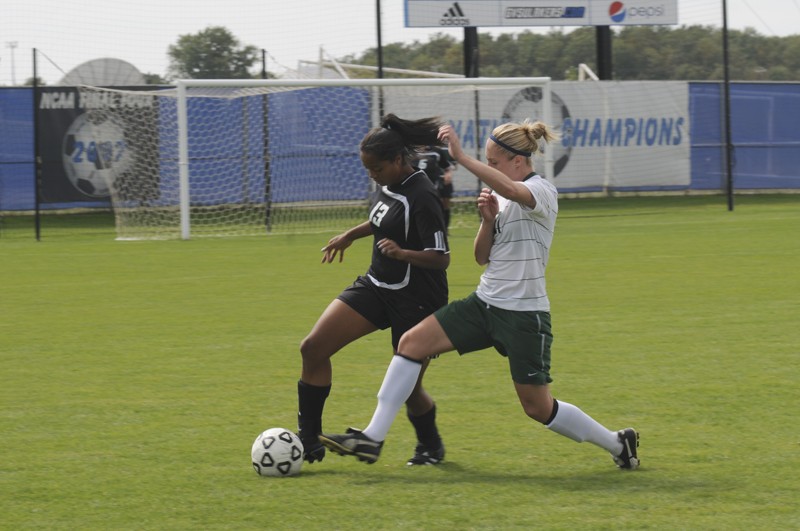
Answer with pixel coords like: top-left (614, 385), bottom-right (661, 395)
top-left (366, 170), bottom-right (449, 303)
top-left (413, 146), bottom-right (453, 186)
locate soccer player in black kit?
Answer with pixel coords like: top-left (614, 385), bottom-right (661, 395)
top-left (297, 114), bottom-right (450, 466)
top-left (413, 146), bottom-right (455, 232)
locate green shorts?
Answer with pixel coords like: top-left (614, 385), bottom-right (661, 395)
top-left (433, 292), bottom-right (553, 385)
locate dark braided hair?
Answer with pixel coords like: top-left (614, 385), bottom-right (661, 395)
top-left (360, 114), bottom-right (444, 163)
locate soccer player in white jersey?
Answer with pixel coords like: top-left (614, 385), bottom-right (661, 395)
top-left (298, 114), bottom-right (450, 466)
top-left (320, 119), bottom-right (640, 470)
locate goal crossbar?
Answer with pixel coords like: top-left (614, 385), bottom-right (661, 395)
top-left (177, 77), bottom-right (551, 89)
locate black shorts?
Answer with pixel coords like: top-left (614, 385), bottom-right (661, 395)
top-left (337, 275), bottom-right (446, 349)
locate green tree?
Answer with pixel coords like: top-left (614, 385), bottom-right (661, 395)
top-left (142, 72), bottom-right (167, 85)
top-left (167, 26), bottom-right (259, 80)
top-left (341, 25), bottom-right (799, 82)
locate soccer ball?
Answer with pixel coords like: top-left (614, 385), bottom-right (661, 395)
top-left (251, 428), bottom-right (304, 477)
top-left (62, 111), bottom-right (133, 198)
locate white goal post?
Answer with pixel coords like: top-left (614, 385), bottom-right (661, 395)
top-left (79, 77), bottom-right (552, 240)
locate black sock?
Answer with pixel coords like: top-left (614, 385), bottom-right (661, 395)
top-left (408, 404), bottom-right (442, 449)
top-left (297, 380), bottom-right (331, 441)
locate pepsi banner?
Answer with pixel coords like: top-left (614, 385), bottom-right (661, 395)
top-left (405, 0), bottom-right (678, 27)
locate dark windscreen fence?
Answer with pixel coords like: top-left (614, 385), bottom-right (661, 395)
top-left (689, 82), bottom-right (800, 190)
top-left (174, 86), bottom-right (370, 206)
top-left (0, 88), bottom-right (35, 211)
top-left (3, 81), bottom-right (800, 237)
top-left (69, 83), bottom-right (375, 238)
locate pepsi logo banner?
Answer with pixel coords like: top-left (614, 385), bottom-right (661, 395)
top-left (405, 0), bottom-right (678, 27)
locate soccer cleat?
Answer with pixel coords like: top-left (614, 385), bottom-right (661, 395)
top-left (301, 437), bottom-right (326, 464)
top-left (406, 441), bottom-right (445, 466)
top-left (613, 428), bottom-right (640, 470)
top-left (318, 427), bottom-right (384, 464)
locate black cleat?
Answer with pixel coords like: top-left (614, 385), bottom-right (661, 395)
top-left (318, 427), bottom-right (384, 464)
top-left (301, 437), bottom-right (326, 463)
top-left (612, 428), bottom-right (640, 470)
top-left (407, 442), bottom-right (445, 466)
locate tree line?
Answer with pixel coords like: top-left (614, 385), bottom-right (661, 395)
top-left (347, 25), bottom-right (800, 81)
top-left (23, 24), bottom-right (800, 85)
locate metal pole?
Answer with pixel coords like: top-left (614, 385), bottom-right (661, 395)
top-left (33, 48), bottom-right (41, 241)
top-left (464, 26), bottom-right (482, 199)
top-left (542, 81), bottom-right (554, 182)
top-left (376, 0), bottom-right (384, 120)
top-left (595, 27), bottom-right (612, 80)
top-left (6, 41), bottom-right (18, 85)
top-left (176, 81), bottom-right (191, 239)
top-left (262, 52), bottom-right (272, 232)
top-left (722, 0), bottom-right (734, 211)
top-left (376, 0), bottom-right (384, 79)
top-left (463, 27), bottom-right (478, 78)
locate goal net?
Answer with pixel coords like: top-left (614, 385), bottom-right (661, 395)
top-left (77, 77), bottom-right (551, 240)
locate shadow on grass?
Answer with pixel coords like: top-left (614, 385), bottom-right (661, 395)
top-left (299, 458), bottom-right (699, 495)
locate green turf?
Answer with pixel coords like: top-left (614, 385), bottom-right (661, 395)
top-left (1, 195), bottom-right (798, 529)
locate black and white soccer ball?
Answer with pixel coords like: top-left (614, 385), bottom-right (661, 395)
top-left (251, 428), bottom-right (304, 477)
top-left (62, 111), bottom-right (133, 198)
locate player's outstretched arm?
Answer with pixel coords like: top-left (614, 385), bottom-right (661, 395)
top-left (321, 221), bottom-right (372, 263)
top-left (438, 125), bottom-right (535, 208)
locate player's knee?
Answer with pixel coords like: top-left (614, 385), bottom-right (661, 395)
top-left (397, 330), bottom-right (427, 360)
top-left (520, 399), bottom-right (552, 424)
top-left (299, 334), bottom-right (322, 360)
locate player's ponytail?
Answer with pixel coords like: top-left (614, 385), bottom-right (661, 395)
top-left (491, 119), bottom-right (559, 161)
top-left (361, 114), bottom-right (444, 162)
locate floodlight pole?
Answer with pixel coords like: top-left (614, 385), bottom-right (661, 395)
top-left (722, 0), bottom-right (734, 211)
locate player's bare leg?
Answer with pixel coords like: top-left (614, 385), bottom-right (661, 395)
top-left (514, 382), bottom-right (639, 469)
top-left (405, 358), bottom-right (445, 464)
top-left (298, 299), bottom-right (377, 462)
top-left (321, 315), bottom-right (454, 464)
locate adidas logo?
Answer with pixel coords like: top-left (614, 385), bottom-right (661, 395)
top-left (440, 1), bottom-right (470, 26)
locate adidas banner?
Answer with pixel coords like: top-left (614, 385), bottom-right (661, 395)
top-left (404, 0), bottom-right (678, 28)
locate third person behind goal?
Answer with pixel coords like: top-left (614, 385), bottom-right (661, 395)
top-left (413, 145), bottom-right (455, 233)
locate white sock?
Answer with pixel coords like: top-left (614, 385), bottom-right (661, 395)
top-left (362, 355), bottom-right (422, 442)
top-left (546, 400), bottom-right (623, 455)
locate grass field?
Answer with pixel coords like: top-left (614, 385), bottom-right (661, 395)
top-left (1, 195), bottom-right (798, 529)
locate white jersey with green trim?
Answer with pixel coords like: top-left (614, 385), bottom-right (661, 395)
top-left (476, 174), bottom-right (558, 312)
